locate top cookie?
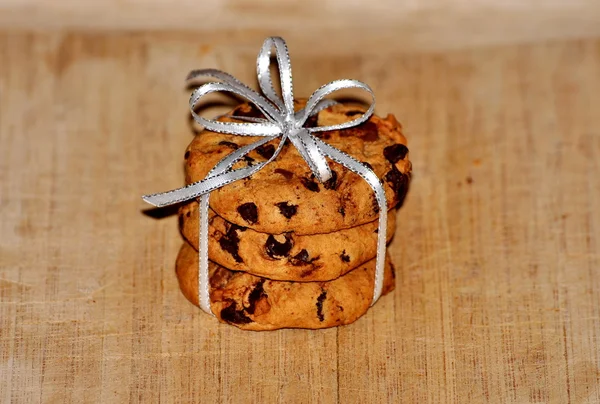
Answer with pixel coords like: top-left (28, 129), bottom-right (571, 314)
top-left (185, 101), bottom-right (411, 235)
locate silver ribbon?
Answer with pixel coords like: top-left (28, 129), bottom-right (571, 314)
top-left (143, 37), bottom-right (388, 316)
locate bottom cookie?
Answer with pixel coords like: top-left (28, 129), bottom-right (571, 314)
top-left (176, 242), bottom-right (396, 331)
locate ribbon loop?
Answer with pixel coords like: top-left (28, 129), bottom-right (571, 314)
top-left (301, 80), bottom-right (375, 132)
top-left (142, 37), bottom-right (388, 316)
top-left (189, 83), bottom-right (282, 135)
top-left (257, 37), bottom-right (295, 116)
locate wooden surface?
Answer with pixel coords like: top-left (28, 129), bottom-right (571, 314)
top-left (1, 1), bottom-right (600, 53)
top-left (1, 33), bottom-right (600, 403)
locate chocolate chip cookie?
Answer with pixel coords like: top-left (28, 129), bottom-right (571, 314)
top-left (176, 242), bottom-right (395, 330)
top-left (184, 101), bottom-right (411, 235)
top-left (178, 202), bottom-right (397, 281)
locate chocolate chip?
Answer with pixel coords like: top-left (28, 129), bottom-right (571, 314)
top-left (184, 150), bottom-right (190, 159)
top-left (304, 114), bottom-right (318, 128)
top-left (237, 202), bottom-right (258, 224)
top-left (246, 280), bottom-right (267, 315)
top-left (384, 165), bottom-right (402, 187)
top-left (275, 202), bottom-right (298, 219)
top-left (385, 166), bottom-right (410, 208)
top-left (315, 131), bottom-right (332, 140)
top-left (218, 224), bottom-right (246, 263)
top-left (316, 290), bottom-right (327, 322)
top-left (185, 211), bottom-right (191, 217)
top-left (361, 122), bottom-right (380, 141)
top-left (323, 170), bottom-right (338, 190)
top-left (341, 121), bottom-right (379, 141)
top-left (345, 110), bottom-right (365, 116)
top-left (274, 168), bottom-right (293, 180)
top-left (300, 176), bottom-right (320, 192)
top-left (255, 144), bottom-right (275, 159)
top-left (220, 300), bottom-right (253, 324)
top-left (340, 250), bottom-right (350, 262)
top-left (289, 249), bottom-right (317, 266)
top-left (218, 141), bottom-right (239, 150)
top-left (232, 223), bottom-right (247, 232)
top-left (233, 104), bottom-right (264, 119)
top-left (243, 155), bottom-right (255, 166)
top-left (300, 268), bottom-right (316, 278)
top-left (265, 233), bottom-right (293, 259)
top-left (290, 249), bottom-right (310, 265)
top-left (383, 144), bottom-right (408, 163)
top-left (338, 206), bottom-right (345, 217)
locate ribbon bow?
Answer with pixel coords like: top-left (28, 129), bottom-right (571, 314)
top-left (143, 37), bottom-right (388, 316)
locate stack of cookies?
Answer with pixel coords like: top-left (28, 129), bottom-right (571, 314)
top-left (176, 101), bottom-right (411, 330)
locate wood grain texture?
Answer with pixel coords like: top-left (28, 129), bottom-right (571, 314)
top-left (1, 33), bottom-right (600, 403)
top-left (1, 1), bottom-right (600, 53)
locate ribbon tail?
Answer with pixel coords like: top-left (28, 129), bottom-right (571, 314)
top-left (196, 136), bottom-right (291, 316)
top-left (316, 139), bottom-right (387, 305)
top-left (142, 162), bottom-right (270, 207)
top-left (294, 129), bottom-right (332, 183)
top-left (198, 194), bottom-right (213, 315)
top-left (206, 135), bottom-right (278, 177)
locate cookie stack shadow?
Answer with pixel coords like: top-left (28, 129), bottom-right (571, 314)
top-left (175, 101), bottom-right (411, 330)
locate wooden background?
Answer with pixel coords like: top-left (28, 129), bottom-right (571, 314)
top-left (2, 0), bottom-right (600, 53)
top-left (1, 2), bottom-right (600, 402)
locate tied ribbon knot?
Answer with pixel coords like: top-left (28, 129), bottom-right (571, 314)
top-left (143, 37), bottom-right (388, 316)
